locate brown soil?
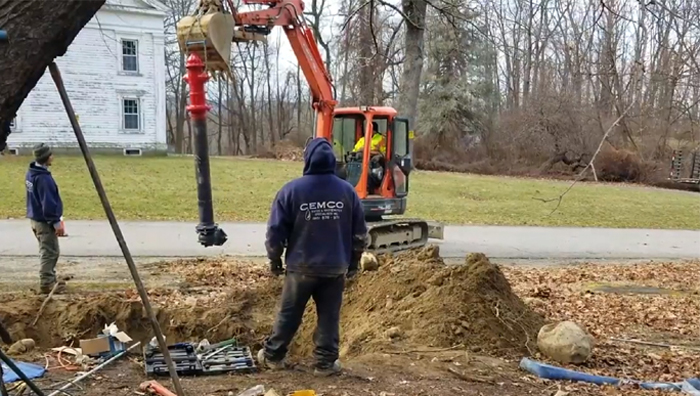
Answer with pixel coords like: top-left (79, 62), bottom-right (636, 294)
top-left (1, 254), bottom-right (693, 396)
top-left (0, 247), bottom-right (542, 361)
top-left (296, 247), bottom-right (543, 358)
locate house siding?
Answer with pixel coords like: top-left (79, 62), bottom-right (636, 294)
top-left (7, 0), bottom-right (167, 154)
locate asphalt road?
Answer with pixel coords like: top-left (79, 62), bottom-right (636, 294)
top-left (1, 220), bottom-right (699, 260)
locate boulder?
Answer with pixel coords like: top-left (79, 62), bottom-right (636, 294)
top-left (360, 252), bottom-right (379, 271)
top-left (537, 321), bottom-right (594, 364)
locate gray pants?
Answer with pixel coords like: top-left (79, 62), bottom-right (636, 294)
top-left (30, 220), bottom-right (59, 288)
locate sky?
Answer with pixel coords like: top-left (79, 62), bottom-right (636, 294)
top-left (234, 0), bottom-right (345, 75)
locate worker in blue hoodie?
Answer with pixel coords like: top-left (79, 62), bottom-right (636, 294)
top-left (258, 137), bottom-right (367, 377)
top-left (26, 143), bottom-right (66, 294)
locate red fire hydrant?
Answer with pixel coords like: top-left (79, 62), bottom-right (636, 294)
top-left (183, 53), bottom-right (228, 247)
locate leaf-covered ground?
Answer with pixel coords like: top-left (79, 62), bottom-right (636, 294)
top-left (504, 260), bottom-right (700, 389)
top-left (0, 256), bottom-right (699, 395)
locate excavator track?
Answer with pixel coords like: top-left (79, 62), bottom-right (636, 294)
top-left (365, 218), bottom-right (431, 254)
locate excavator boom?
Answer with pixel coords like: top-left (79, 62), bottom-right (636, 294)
top-left (234, 0), bottom-right (337, 140)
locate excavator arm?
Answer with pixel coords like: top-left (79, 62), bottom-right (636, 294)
top-left (234, 0), bottom-right (338, 140)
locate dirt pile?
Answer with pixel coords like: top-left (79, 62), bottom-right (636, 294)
top-left (1, 249), bottom-right (542, 358)
top-left (296, 247), bottom-right (544, 357)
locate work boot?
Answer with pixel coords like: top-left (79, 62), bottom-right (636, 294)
top-left (39, 281), bottom-right (66, 295)
top-left (313, 360), bottom-right (342, 377)
top-left (256, 349), bottom-right (287, 371)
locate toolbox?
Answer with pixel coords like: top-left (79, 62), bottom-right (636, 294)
top-left (144, 343), bottom-right (256, 376)
top-left (144, 343), bottom-right (202, 376)
top-left (201, 345), bottom-right (256, 374)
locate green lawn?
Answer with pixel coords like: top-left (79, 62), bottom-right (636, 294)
top-left (1, 155), bottom-right (698, 229)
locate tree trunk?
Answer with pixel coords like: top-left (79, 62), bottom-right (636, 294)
top-left (397, 0), bottom-right (427, 134)
top-left (175, 53), bottom-right (188, 153)
top-left (217, 79), bottom-right (223, 155)
top-left (264, 43), bottom-right (275, 146)
top-left (357, 5), bottom-right (376, 105)
top-left (0, 0), bottom-right (105, 150)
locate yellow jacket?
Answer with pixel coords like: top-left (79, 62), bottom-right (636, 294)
top-left (353, 133), bottom-right (386, 155)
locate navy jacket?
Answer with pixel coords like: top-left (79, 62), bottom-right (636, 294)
top-left (266, 138), bottom-right (368, 276)
top-left (26, 162), bottom-right (63, 226)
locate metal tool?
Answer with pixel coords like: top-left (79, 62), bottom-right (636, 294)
top-left (200, 337), bottom-right (237, 352)
top-left (200, 346), bottom-right (256, 374)
top-left (201, 344), bottom-right (232, 360)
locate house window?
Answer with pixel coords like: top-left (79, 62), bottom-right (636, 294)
top-left (121, 39), bottom-right (138, 72)
top-left (9, 118), bottom-right (15, 128)
top-left (123, 99), bottom-right (140, 131)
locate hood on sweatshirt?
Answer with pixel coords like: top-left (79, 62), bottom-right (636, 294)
top-left (28, 162), bottom-right (51, 176)
top-left (303, 137), bottom-right (336, 175)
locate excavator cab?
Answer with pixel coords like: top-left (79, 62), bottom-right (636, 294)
top-left (332, 107), bottom-right (413, 220)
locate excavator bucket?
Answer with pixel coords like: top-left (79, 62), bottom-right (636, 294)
top-left (176, 11), bottom-right (234, 77)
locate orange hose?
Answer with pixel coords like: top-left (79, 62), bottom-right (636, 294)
top-left (56, 349), bottom-right (80, 371)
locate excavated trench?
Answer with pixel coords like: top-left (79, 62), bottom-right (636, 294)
top-left (0, 248), bottom-right (545, 358)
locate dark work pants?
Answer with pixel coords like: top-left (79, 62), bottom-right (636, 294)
top-left (263, 272), bottom-right (345, 368)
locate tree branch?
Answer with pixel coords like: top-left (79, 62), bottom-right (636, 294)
top-left (533, 102), bottom-right (636, 215)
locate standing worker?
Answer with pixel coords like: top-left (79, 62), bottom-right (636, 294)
top-left (258, 137), bottom-right (367, 376)
top-left (26, 143), bottom-right (66, 294)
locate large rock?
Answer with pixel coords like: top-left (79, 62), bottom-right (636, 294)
top-left (360, 252), bottom-right (379, 271)
top-left (537, 321), bottom-right (594, 364)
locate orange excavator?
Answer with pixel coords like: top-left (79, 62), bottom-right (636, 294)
top-left (176, 0), bottom-right (443, 253)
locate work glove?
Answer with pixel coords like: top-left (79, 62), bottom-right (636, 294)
top-left (269, 258), bottom-right (284, 276)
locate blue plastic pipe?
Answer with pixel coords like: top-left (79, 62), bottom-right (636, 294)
top-left (520, 357), bottom-right (700, 393)
top-left (0, 30), bottom-right (7, 42)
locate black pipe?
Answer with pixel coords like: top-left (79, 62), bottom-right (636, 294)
top-left (0, 349), bottom-right (46, 396)
top-left (47, 63), bottom-right (187, 396)
top-left (193, 118), bottom-right (227, 247)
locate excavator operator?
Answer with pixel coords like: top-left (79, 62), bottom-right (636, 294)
top-left (353, 122), bottom-right (386, 156)
top-left (352, 122), bottom-right (386, 193)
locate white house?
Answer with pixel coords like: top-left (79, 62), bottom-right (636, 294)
top-left (7, 0), bottom-right (168, 155)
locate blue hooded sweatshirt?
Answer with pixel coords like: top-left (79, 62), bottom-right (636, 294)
top-left (26, 162), bottom-right (63, 227)
top-left (265, 138), bottom-right (368, 276)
